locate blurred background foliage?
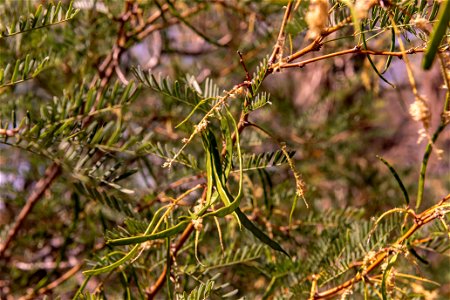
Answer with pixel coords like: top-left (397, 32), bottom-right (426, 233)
top-left (0, 0), bottom-right (449, 299)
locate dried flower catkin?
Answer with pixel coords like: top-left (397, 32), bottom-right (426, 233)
top-left (306, 0), bottom-right (329, 39)
top-left (409, 97), bottom-right (431, 129)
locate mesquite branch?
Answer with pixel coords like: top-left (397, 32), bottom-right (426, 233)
top-left (280, 47), bottom-right (430, 69)
top-left (1, 1), bottom-right (448, 298)
top-left (144, 8), bottom-right (447, 297)
top-left (312, 194), bottom-right (450, 299)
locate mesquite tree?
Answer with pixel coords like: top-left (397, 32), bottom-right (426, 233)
top-left (0, 0), bottom-right (449, 299)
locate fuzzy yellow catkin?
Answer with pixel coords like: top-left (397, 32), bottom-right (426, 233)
top-left (305, 0), bottom-right (329, 39)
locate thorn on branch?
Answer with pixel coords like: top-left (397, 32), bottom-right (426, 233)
top-left (414, 216), bottom-right (423, 225)
top-left (237, 51), bottom-right (252, 83)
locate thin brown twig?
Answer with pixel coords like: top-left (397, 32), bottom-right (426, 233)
top-left (135, 4), bottom-right (205, 41)
top-left (0, 163), bottom-right (61, 258)
top-left (126, 3), bottom-right (169, 38)
top-left (238, 51), bottom-right (252, 83)
top-left (146, 222), bottom-right (195, 299)
top-left (269, 1), bottom-right (294, 65)
top-left (309, 274), bottom-right (319, 300)
top-left (92, 0), bottom-right (138, 89)
top-left (280, 46), bottom-right (428, 69)
top-left (94, 3), bottom-right (205, 91)
top-left (21, 262), bottom-right (83, 300)
top-left (278, 16), bottom-right (352, 67)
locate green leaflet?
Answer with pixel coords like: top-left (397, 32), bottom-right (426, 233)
top-left (381, 253), bottom-right (398, 300)
top-left (429, 1), bottom-right (441, 21)
top-left (83, 245), bottom-right (141, 276)
top-left (289, 193), bottom-right (298, 227)
top-left (202, 108), bottom-right (243, 219)
top-left (198, 112), bottom-right (288, 258)
top-left (106, 220), bottom-right (189, 246)
top-left (197, 136), bottom-right (215, 216)
top-left (407, 245), bottom-right (430, 265)
top-left (0, 55), bottom-right (49, 88)
top-left (382, 28), bottom-right (395, 74)
top-left (175, 97), bottom-right (214, 129)
top-left (422, 0), bottom-right (450, 69)
top-left (10, 59), bottom-right (20, 83)
top-left (84, 205), bottom-right (171, 275)
top-left (181, 280), bottom-right (214, 300)
top-left (235, 208), bottom-right (289, 257)
top-left (361, 26), bottom-right (395, 88)
top-left (206, 129), bottom-right (226, 185)
top-left (377, 155), bottom-right (410, 206)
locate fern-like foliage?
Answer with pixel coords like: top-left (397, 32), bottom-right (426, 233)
top-left (177, 280), bottom-right (215, 300)
top-left (0, 1), bottom-right (79, 38)
top-left (133, 67), bottom-right (211, 110)
top-left (202, 244), bottom-right (265, 271)
top-left (244, 91), bottom-right (271, 113)
top-left (1, 81), bottom-right (145, 214)
top-left (237, 149), bottom-right (296, 172)
top-left (249, 57), bottom-right (268, 96)
top-left (73, 182), bottom-right (135, 216)
top-left (201, 77), bottom-right (221, 99)
top-left (1, 1), bottom-right (449, 299)
top-left (0, 55), bottom-right (50, 87)
top-left (267, 210), bottom-right (413, 297)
